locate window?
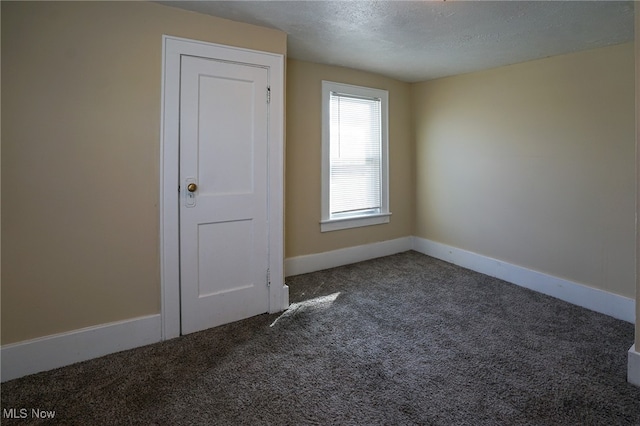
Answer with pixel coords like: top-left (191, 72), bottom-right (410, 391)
top-left (321, 81), bottom-right (390, 232)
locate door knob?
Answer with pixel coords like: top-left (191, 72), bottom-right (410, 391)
top-left (187, 183), bottom-right (198, 192)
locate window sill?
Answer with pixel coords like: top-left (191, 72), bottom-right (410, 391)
top-left (320, 212), bottom-right (391, 232)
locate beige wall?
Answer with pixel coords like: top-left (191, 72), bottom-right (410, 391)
top-left (1, 1), bottom-right (286, 344)
top-left (285, 59), bottom-right (414, 258)
top-left (413, 43), bottom-right (636, 299)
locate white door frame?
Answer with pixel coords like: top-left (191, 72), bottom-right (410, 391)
top-left (160, 35), bottom-right (286, 340)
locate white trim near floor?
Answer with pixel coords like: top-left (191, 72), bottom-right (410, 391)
top-left (2, 236), bottom-right (634, 382)
top-left (412, 237), bottom-right (635, 324)
top-left (0, 314), bottom-right (161, 383)
top-left (284, 237), bottom-right (413, 277)
top-left (628, 345), bottom-right (640, 387)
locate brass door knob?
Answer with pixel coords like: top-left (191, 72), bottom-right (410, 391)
top-left (187, 183), bottom-right (198, 192)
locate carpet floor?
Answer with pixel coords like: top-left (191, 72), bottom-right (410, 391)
top-left (2, 251), bottom-right (639, 425)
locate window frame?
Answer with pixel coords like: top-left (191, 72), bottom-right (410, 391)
top-left (320, 80), bottom-right (391, 232)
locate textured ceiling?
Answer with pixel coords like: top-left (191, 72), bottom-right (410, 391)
top-left (160, 1), bottom-right (635, 82)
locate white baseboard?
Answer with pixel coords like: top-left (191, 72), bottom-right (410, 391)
top-left (2, 237), bottom-right (635, 382)
top-left (412, 237), bottom-right (635, 324)
top-left (285, 237), bottom-right (413, 277)
top-left (629, 345), bottom-right (640, 387)
top-left (282, 284), bottom-right (290, 309)
top-left (1, 314), bottom-right (162, 382)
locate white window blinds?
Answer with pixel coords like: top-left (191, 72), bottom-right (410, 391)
top-left (329, 91), bottom-right (382, 217)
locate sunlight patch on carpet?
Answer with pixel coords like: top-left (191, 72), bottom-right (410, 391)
top-left (270, 292), bottom-right (341, 327)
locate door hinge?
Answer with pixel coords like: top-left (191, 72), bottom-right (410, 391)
top-left (266, 268), bottom-right (271, 287)
top-left (267, 86), bottom-right (271, 104)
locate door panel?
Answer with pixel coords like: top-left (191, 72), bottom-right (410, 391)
top-left (197, 220), bottom-right (253, 297)
top-left (179, 55), bottom-right (269, 335)
top-left (198, 75), bottom-right (255, 195)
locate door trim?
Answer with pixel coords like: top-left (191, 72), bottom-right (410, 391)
top-left (160, 35), bottom-right (286, 340)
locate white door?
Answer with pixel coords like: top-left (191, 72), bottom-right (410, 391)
top-left (179, 55), bottom-right (270, 335)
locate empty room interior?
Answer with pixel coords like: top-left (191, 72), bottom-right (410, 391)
top-left (1, 0), bottom-right (640, 423)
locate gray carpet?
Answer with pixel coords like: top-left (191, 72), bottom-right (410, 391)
top-left (2, 251), bottom-right (639, 425)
